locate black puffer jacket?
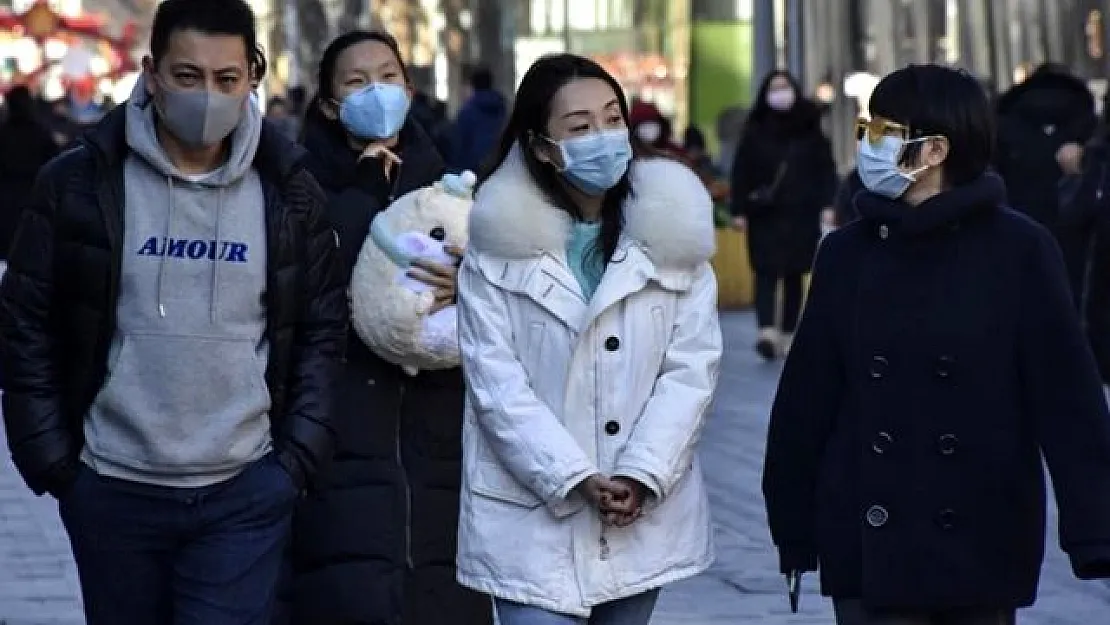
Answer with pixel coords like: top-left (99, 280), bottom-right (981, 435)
top-left (995, 71), bottom-right (1097, 229)
top-left (731, 100), bottom-right (838, 274)
top-left (277, 116), bottom-right (490, 625)
top-left (0, 105), bottom-right (348, 497)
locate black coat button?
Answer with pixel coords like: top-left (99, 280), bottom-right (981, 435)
top-left (935, 355), bottom-right (955, 379)
top-left (604, 420), bottom-right (620, 435)
top-left (937, 434), bottom-right (959, 455)
top-left (869, 355), bottom-right (889, 380)
top-left (872, 431), bottom-right (894, 455)
top-left (605, 336), bottom-right (621, 351)
top-left (865, 505), bottom-right (889, 528)
top-left (936, 508), bottom-right (957, 530)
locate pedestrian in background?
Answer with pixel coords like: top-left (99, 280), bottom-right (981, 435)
top-left (629, 98), bottom-right (686, 160)
top-left (0, 85), bottom-right (59, 259)
top-left (0, 0), bottom-right (347, 622)
top-left (995, 63), bottom-right (1098, 305)
top-left (456, 53), bottom-right (721, 625)
top-left (1057, 92), bottom-right (1110, 388)
top-left (277, 30), bottom-right (490, 625)
top-left (265, 95), bottom-right (300, 142)
top-left (730, 70), bottom-right (837, 361)
top-left (451, 65), bottom-right (507, 174)
top-left (763, 64), bottom-right (1110, 625)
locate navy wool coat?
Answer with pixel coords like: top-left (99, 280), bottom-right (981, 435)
top-left (762, 173), bottom-right (1110, 611)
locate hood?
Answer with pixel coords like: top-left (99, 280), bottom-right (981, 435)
top-left (630, 101), bottom-right (664, 127)
top-left (469, 147), bottom-right (715, 270)
top-left (124, 74), bottom-right (262, 187)
top-left (469, 89), bottom-right (507, 116)
top-left (997, 72), bottom-right (1094, 121)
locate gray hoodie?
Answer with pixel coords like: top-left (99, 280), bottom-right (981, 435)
top-left (81, 77), bottom-right (272, 487)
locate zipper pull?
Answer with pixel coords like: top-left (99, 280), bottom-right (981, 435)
top-left (599, 536), bottom-right (610, 560)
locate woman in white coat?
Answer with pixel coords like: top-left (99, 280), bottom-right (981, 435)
top-left (455, 54), bottom-right (723, 624)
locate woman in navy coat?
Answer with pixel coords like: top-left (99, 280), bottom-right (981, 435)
top-left (762, 64), bottom-right (1110, 625)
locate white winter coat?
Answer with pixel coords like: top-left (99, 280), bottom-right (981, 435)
top-left (455, 150), bottom-right (723, 617)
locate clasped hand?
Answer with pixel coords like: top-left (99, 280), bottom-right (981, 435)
top-left (576, 474), bottom-right (649, 528)
top-left (408, 245), bottom-right (464, 314)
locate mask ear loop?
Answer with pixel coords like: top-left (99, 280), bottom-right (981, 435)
top-left (896, 135), bottom-right (944, 180)
top-left (530, 132), bottom-right (571, 172)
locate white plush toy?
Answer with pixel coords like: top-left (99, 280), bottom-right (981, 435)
top-left (350, 171), bottom-right (476, 376)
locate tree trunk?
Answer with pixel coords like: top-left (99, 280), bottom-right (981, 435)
top-left (296, 0), bottom-right (331, 93)
top-left (339, 0), bottom-right (366, 34)
top-left (473, 0), bottom-right (515, 97)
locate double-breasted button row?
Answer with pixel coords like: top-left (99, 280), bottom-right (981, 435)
top-left (864, 504), bottom-right (957, 530)
top-left (869, 432), bottom-right (958, 456)
top-left (868, 354), bottom-right (958, 381)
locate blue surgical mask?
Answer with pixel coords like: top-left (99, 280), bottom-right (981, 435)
top-left (546, 129), bottom-right (633, 196)
top-left (338, 83), bottom-right (411, 140)
top-left (857, 135), bottom-right (932, 199)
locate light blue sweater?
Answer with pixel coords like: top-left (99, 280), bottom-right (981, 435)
top-left (567, 221), bottom-right (605, 300)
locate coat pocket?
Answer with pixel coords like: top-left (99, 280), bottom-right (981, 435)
top-left (468, 427), bottom-right (544, 509)
top-left (470, 461), bottom-right (544, 509)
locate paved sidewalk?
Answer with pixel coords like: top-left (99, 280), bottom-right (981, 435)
top-left (0, 434), bottom-right (83, 625)
top-left (1, 312), bottom-right (1108, 624)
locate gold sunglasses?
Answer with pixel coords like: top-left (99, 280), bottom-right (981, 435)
top-left (856, 117), bottom-right (911, 145)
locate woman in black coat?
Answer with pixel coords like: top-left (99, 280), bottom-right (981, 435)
top-left (762, 64), bottom-right (1110, 625)
top-left (275, 31), bottom-right (491, 625)
top-left (730, 70), bottom-right (837, 361)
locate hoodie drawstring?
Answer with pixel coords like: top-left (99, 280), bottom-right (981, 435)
top-left (212, 189), bottom-right (223, 323)
top-left (155, 179), bottom-right (224, 323)
top-left (156, 178), bottom-right (176, 317)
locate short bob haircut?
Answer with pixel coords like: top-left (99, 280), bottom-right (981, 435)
top-left (868, 64), bottom-right (994, 187)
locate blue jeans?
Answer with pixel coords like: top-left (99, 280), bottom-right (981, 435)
top-left (59, 453), bottom-right (297, 625)
top-left (495, 590), bottom-right (660, 625)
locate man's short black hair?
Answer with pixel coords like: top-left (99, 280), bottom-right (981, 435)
top-left (469, 67), bottom-right (494, 91)
top-left (150, 0), bottom-right (267, 81)
top-left (868, 64), bottom-right (994, 186)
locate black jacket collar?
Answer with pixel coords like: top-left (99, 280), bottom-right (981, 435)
top-left (300, 116), bottom-right (444, 194)
top-left (853, 173), bottom-right (1006, 238)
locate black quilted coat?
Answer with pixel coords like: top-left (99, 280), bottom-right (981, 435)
top-left (0, 105), bottom-right (348, 497)
top-left (274, 117), bottom-right (491, 625)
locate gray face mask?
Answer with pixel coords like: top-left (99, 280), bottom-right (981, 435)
top-left (154, 81), bottom-right (244, 148)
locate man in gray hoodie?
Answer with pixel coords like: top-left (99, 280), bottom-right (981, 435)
top-left (0, 1), bottom-right (347, 624)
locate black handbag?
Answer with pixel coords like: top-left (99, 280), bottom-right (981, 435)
top-left (746, 141), bottom-right (794, 214)
top-left (746, 159), bottom-right (788, 213)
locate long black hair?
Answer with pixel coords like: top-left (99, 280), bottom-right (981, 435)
top-left (301, 30), bottom-right (408, 141)
top-left (479, 53), bottom-right (641, 263)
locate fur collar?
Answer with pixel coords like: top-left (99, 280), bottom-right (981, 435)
top-left (469, 148), bottom-right (716, 269)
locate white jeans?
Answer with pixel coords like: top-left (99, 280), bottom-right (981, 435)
top-left (494, 590), bottom-right (660, 625)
